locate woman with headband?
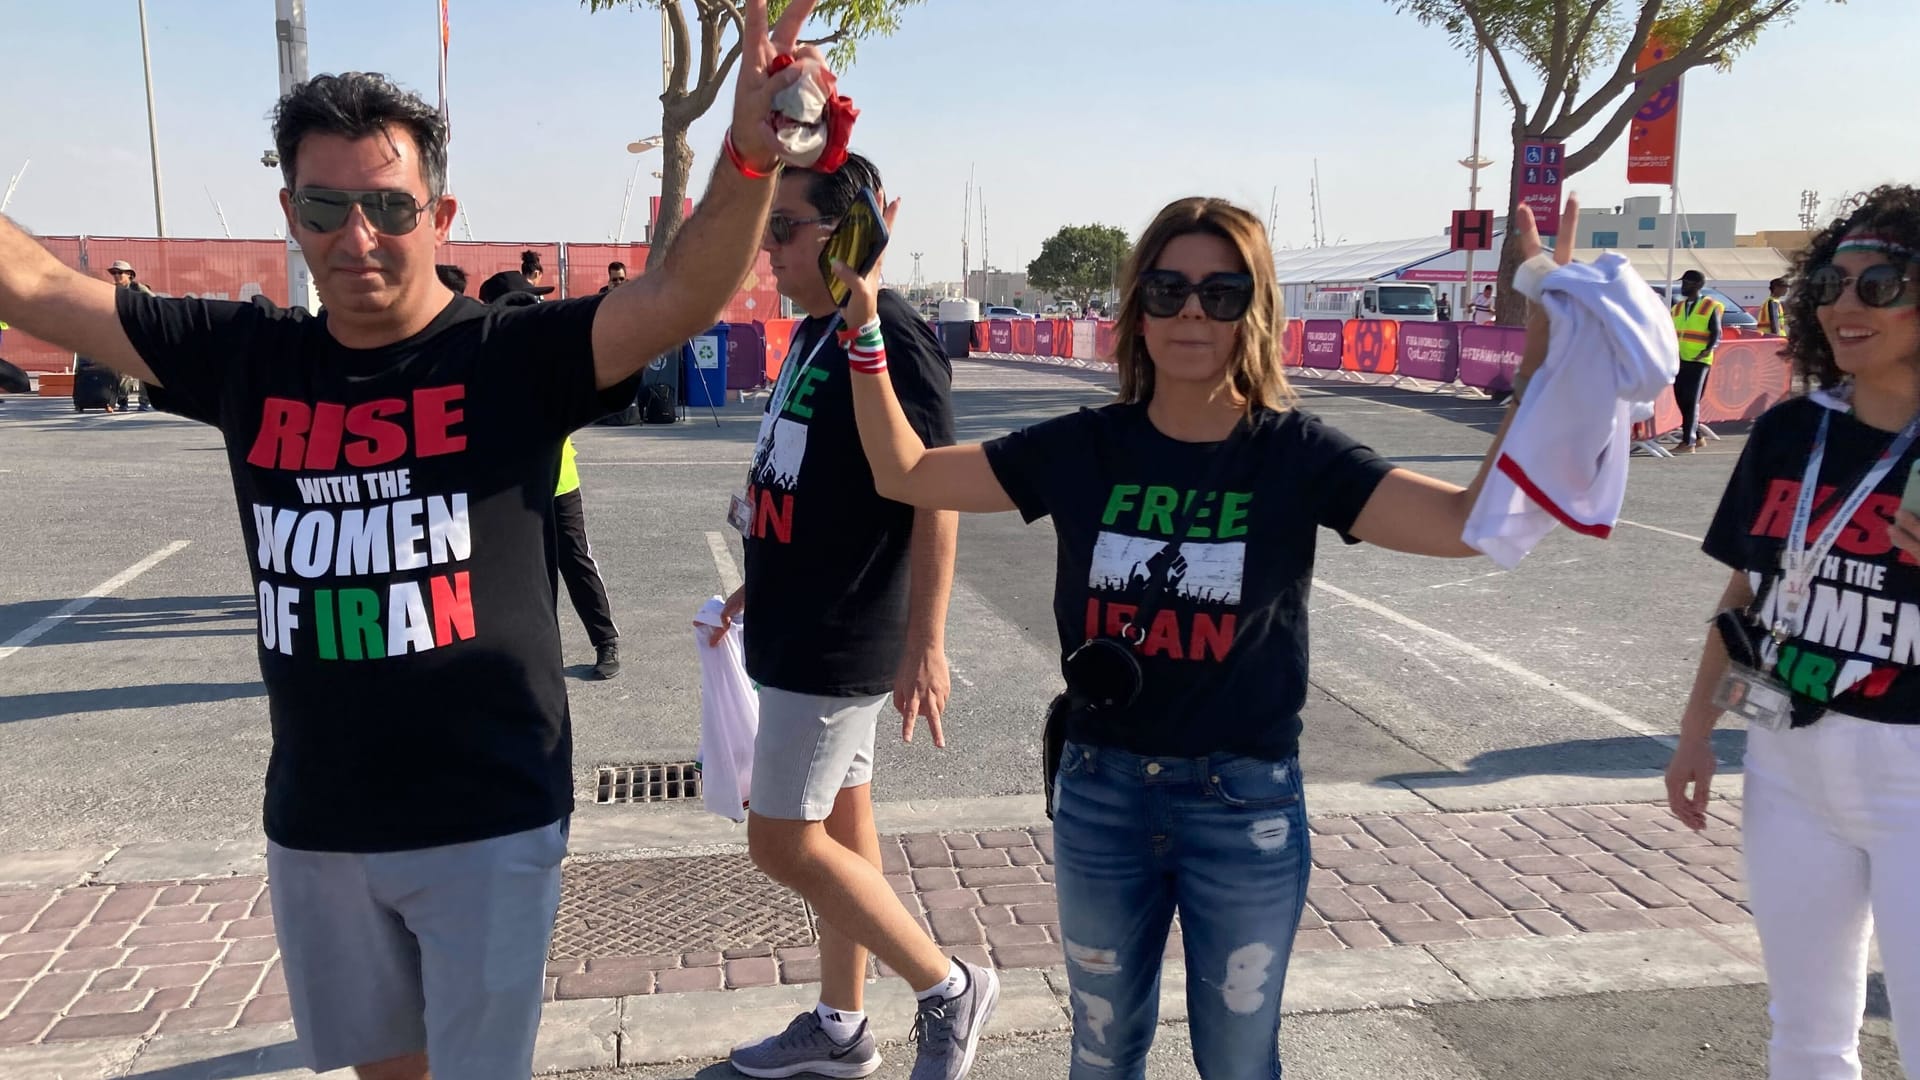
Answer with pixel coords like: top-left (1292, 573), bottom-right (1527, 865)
top-left (1666, 184), bottom-right (1920, 1079)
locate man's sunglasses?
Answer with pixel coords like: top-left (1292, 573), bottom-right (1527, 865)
top-left (291, 188), bottom-right (433, 236)
top-left (1137, 270), bottom-right (1256, 321)
top-left (1806, 263), bottom-right (1918, 308)
top-left (766, 213), bottom-right (834, 245)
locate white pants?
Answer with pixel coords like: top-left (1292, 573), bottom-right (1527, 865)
top-left (1745, 713), bottom-right (1920, 1079)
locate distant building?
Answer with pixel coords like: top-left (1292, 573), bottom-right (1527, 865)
top-left (967, 269), bottom-right (1064, 312)
top-left (1573, 195), bottom-right (1735, 250)
top-left (1738, 229), bottom-right (1816, 256)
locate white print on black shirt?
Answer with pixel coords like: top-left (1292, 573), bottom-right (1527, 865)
top-left (1741, 475), bottom-right (1920, 706)
top-left (1082, 482), bottom-right (1251, 663)
top-left (241, 388), bottom-right (477, 661)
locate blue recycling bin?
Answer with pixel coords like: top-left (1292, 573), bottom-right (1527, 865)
top-left (682, 323), bottom-right (730, 408)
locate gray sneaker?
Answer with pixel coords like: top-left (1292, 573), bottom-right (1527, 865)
top-left (909, 960), bottom-right (1000, 1080)
top-left (729, 1010), bottom-right (880, 1079)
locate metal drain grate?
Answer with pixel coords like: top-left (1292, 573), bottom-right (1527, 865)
top-left (550, 854), bottom-right (815, 960)
top-left (595, 761), bottom-right (702, 804)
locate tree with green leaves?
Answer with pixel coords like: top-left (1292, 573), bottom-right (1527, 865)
top-left (1026, 224), bottom-right (1131, 313)
top-left (1393, 0), bottom-right (1833, 323)
top-left (583, 0), bottom-right (924, 267)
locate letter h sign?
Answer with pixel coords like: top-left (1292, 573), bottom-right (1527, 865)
top-left (1451, 210), bottom-right (1493, 252)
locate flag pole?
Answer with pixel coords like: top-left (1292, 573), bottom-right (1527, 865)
top-left (1662, 73), bottom-right (1686, 300)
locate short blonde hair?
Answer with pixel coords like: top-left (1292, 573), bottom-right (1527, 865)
top-left (1111, 197), bottom-right (1294, 412)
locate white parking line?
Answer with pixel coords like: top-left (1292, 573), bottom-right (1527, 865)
top-left (0, 541), bottom-right (191, 663)
top-left (705, 531), bottom-right (742, 594)
top-left (583, 461), bottom-right (753, 467)
top-left (1617, 518), bottom-right (1706, 543)
top-left (1311, 576), bottom-right (1674, 746)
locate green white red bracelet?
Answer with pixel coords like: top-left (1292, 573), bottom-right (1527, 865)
top-left (841, 319), bottom-right (886, 374)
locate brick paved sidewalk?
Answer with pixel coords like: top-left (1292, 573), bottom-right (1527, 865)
top-left (0, 799), bottom-right (1749, 1050)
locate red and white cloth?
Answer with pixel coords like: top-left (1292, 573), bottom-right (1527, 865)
top-left (767, 56), bottom-right (858, 173)
top-left (1462, 252), bottom-right (1678, 568)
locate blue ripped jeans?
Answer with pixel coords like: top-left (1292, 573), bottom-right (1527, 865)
top-left (1052, 741), bottom-right (1310, 1080)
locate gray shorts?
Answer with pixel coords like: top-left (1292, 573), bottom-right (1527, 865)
top-left (750, 686), bottom-right (888, 820)
top-left (265, 818), bottom-right (567, 1076)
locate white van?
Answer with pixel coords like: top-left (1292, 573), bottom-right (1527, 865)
top-left (1297, 281), bottom-right (1438, 322)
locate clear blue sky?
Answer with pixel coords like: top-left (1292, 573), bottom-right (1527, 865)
top-left (4, 0), bottom-right (1915, 288)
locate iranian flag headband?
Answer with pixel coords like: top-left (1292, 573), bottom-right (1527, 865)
top-left (1836, 233), bottom-right (1916, 259)
top-left (766, 55), bottom-right (859, 173)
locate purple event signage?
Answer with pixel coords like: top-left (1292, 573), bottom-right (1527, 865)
top-left (988, 320), bottom-right (1013, 354)
top-left (1396, 322), bottom-right (1459, 384)
top-left (1456, 324), bottom-right (1526, 392)
top-left (1035, 321), bottom-right (1055, 356)
top-left (1302, 319), bottom-right (1344, 370)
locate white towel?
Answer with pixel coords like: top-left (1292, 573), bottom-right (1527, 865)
top-left (1462, 252), bottom-right (1678, 568)
top-left (693, 597), bottom-right (757, 822)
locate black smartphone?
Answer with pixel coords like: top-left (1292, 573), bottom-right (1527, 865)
top-left (819, 187), bottom-right (889, 308)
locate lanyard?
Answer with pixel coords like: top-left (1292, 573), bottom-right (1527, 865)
top-left (751, 313), bottom-right (842, 478)
top-left (1778, 408), bottom-right (1920, 633)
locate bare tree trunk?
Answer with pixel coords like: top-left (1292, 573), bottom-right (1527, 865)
top-left (644, 119), bottom-right (696, 271)
top-left (1493, 126), bottom-right (1529, 327)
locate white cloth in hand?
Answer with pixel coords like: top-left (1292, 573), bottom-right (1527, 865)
top-left (1462, 252), bottom-right (1678, 568)
top-left (693, 596), bottom-right (757, 822)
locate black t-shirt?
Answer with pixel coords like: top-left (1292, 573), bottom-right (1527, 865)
top-left (983, 403), bottom-right (1394, 759)
top-left (119, 288), bottom-right (640, 851)
top-left (1704, 394), bottom-right (1920, 725)
top-left (742, 290), bottom-right (955, 695)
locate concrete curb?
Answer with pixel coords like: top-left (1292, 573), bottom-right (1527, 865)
top-left (0, 773), bottom-right (1744, 891)
top-left (0, 924), bottom-right (1802, 1077)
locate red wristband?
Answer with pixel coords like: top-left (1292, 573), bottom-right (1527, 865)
top-left (723, 128), bottom-right (775, 181)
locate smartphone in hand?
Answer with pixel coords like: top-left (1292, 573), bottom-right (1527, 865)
top-left (819, 187), bottom-right (890, 308)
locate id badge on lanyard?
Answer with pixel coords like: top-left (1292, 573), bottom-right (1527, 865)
top-left (730, 315), bottom-right (842, 537)
top-left (1771, 409), bottom-right (1920, 642)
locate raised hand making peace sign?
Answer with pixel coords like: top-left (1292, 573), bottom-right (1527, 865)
top-left (726, 0), bottom-right (824, 172)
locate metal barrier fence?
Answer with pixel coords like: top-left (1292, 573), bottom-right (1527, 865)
top-left (959, 317), bottom-right (1795, 444)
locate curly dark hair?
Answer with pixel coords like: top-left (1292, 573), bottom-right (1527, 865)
top-left (1785, 184), bottom-right (1920, 390)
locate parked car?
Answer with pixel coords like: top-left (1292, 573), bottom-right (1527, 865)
top-left (984, 305), bottom-right (1035, 320)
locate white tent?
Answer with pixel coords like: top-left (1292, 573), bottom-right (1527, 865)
top-left (1274, 232), bottom-right (1793, 313)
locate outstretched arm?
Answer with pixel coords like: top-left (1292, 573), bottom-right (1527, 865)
top-left (1347, 197), bottom-right (1581, 557)
top-left (589, 0), bottom-right (815, 390)
top-left (0, 215), bottom-right (155, 383)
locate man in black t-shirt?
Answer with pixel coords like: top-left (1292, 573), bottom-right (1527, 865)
top-left (0, 9), bottom-right (819, 1075)
top-left (707, 154), bottom-right (991, 1079)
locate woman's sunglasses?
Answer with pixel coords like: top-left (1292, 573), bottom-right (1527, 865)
top-left (291, 188), bottom-right (432, 236)
top-left (766, 213), bottom-right (835, 245)
top-left (1137, 270), bottom-right (1255, 321)
top-left (1806, 263), bottom-right (1917, 308)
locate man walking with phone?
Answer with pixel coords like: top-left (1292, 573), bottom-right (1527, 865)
top-left (711, 152), bottom-right (996, 1080)
top-left (0, 4), bottom-right (819, 1074)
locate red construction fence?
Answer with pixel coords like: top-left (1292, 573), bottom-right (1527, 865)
top-left (961, 316), bottom-right (1796, 442)
top-left (1, 236), bottom-right (783, 374)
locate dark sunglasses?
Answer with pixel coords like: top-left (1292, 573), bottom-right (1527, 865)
top-left (291, 187), bottom-right (433, 236)
top-left (766, 213), bottom-right (835, 245)
top-left (1137, 270), bottom-right (1256, 321)
top-left (1806, 263), bottom-right (1918, 308)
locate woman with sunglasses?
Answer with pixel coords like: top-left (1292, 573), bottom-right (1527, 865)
top-left (1666, 184), bottom-right (1920, 1080)
top-left (832, 194), bottom-right (1580, 1078)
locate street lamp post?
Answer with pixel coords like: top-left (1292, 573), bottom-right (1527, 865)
top-left (1457, 45), bottom-right (1494, 318)
top-left (617, 136), bottom-right (663, 243)
top-left (136, 0), bottom-right (168, 236)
